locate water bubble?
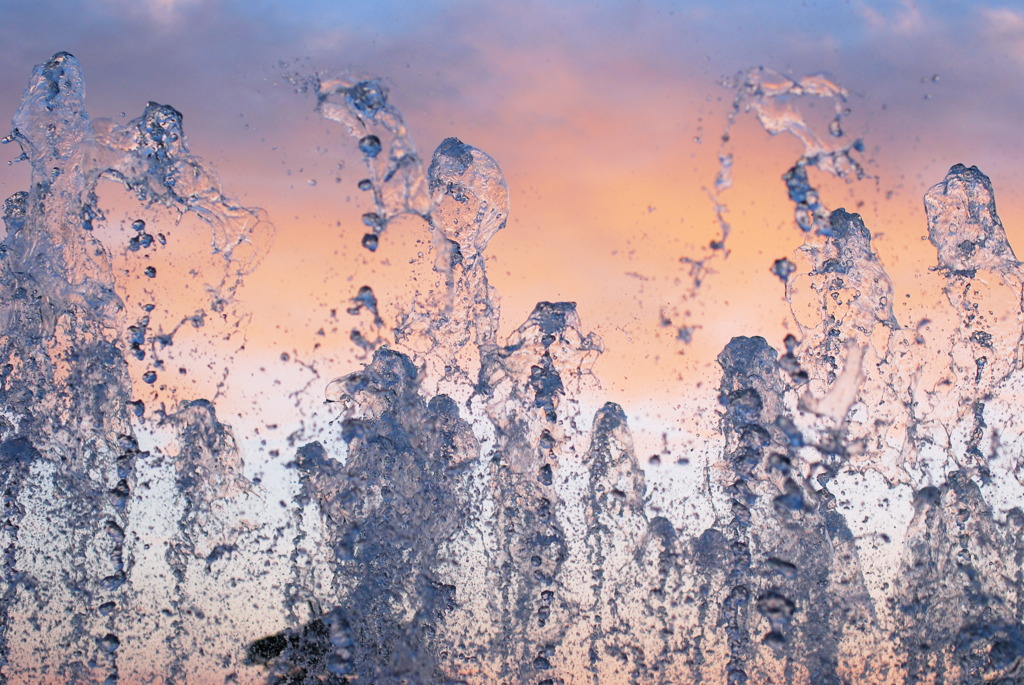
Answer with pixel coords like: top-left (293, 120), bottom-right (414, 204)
top-left (427, 137), bottom-right (509, 258)
top-left (361, 233), bottom-right (378, 251)
top-left (100, 573), bottom-right (126, 592)
top-left (766, 557), bottom-right (798, 580)
top-left (98, 634), bottom-right (120, 653)
top-left (361, 212), bottom-right (383, 232)
top-left (358, 135), bottom-right (382, 158)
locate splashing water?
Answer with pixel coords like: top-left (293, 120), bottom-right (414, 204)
top-left (1, 52), bottom-right (1023, 684)
top-left (0, 52), bottom-right (268, 683)
top-left (308, 74), bottom-right (430, 251)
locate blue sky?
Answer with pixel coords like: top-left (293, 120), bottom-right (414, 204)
top-left (2, 0), bottom-right (1022, 169)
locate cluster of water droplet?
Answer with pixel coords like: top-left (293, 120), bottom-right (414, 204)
top-left (1, 52), bottom-right (1023, 685)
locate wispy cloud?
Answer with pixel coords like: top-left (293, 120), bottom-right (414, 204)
top-left (854, 0), bottom-right (926, 35)
top-left (980, 6), bottom-right (1024, 61)
top-left (96, 0), bottom-right (205, 29)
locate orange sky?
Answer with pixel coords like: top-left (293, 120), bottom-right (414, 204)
top-left (3, 0), bottom-right (1024, 465)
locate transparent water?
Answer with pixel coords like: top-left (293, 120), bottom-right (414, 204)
top-left (1, 52), bottom-right (1022, 684)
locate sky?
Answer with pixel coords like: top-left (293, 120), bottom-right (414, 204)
top-left (2, 0), bottom-right (1024, 462)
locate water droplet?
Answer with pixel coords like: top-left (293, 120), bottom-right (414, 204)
top-left (358, 135), bottom-right (382, 158)
top-left (771, 257), bottom-right (796, 283)
top-left (347, 80), bottom-right (388, 116)
top-left (105, 520), bottom-right (125, 543)
top-left (361, 212), bottom-right (383, 231)
top-left (127, 399), bottom-right (145, 417)
top-left (100, 574), bottom-right (126, 592)
top-left (361, 234), bottom-right (378, 251)
top-left (98, 634), bottom-right (120, 653)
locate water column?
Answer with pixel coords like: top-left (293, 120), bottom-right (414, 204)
top-left (1, 51), bottom-right (133, 684)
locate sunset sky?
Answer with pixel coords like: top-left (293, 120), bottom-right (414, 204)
top-left (2, 0), bottom-right (1024, 462)
top-left (6, 3), bottom-right (1024, 681)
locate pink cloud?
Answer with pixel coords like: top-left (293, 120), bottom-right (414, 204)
top-left (981, 6), bottom-right (1024, 61)
top-left (855, 0), bottom-right (926, 35)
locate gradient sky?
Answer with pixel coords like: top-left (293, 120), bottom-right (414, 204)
top-left (5, 4), bottom-right (1024, 679)
top-left (3, 0), bottom-right (1024, 463)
